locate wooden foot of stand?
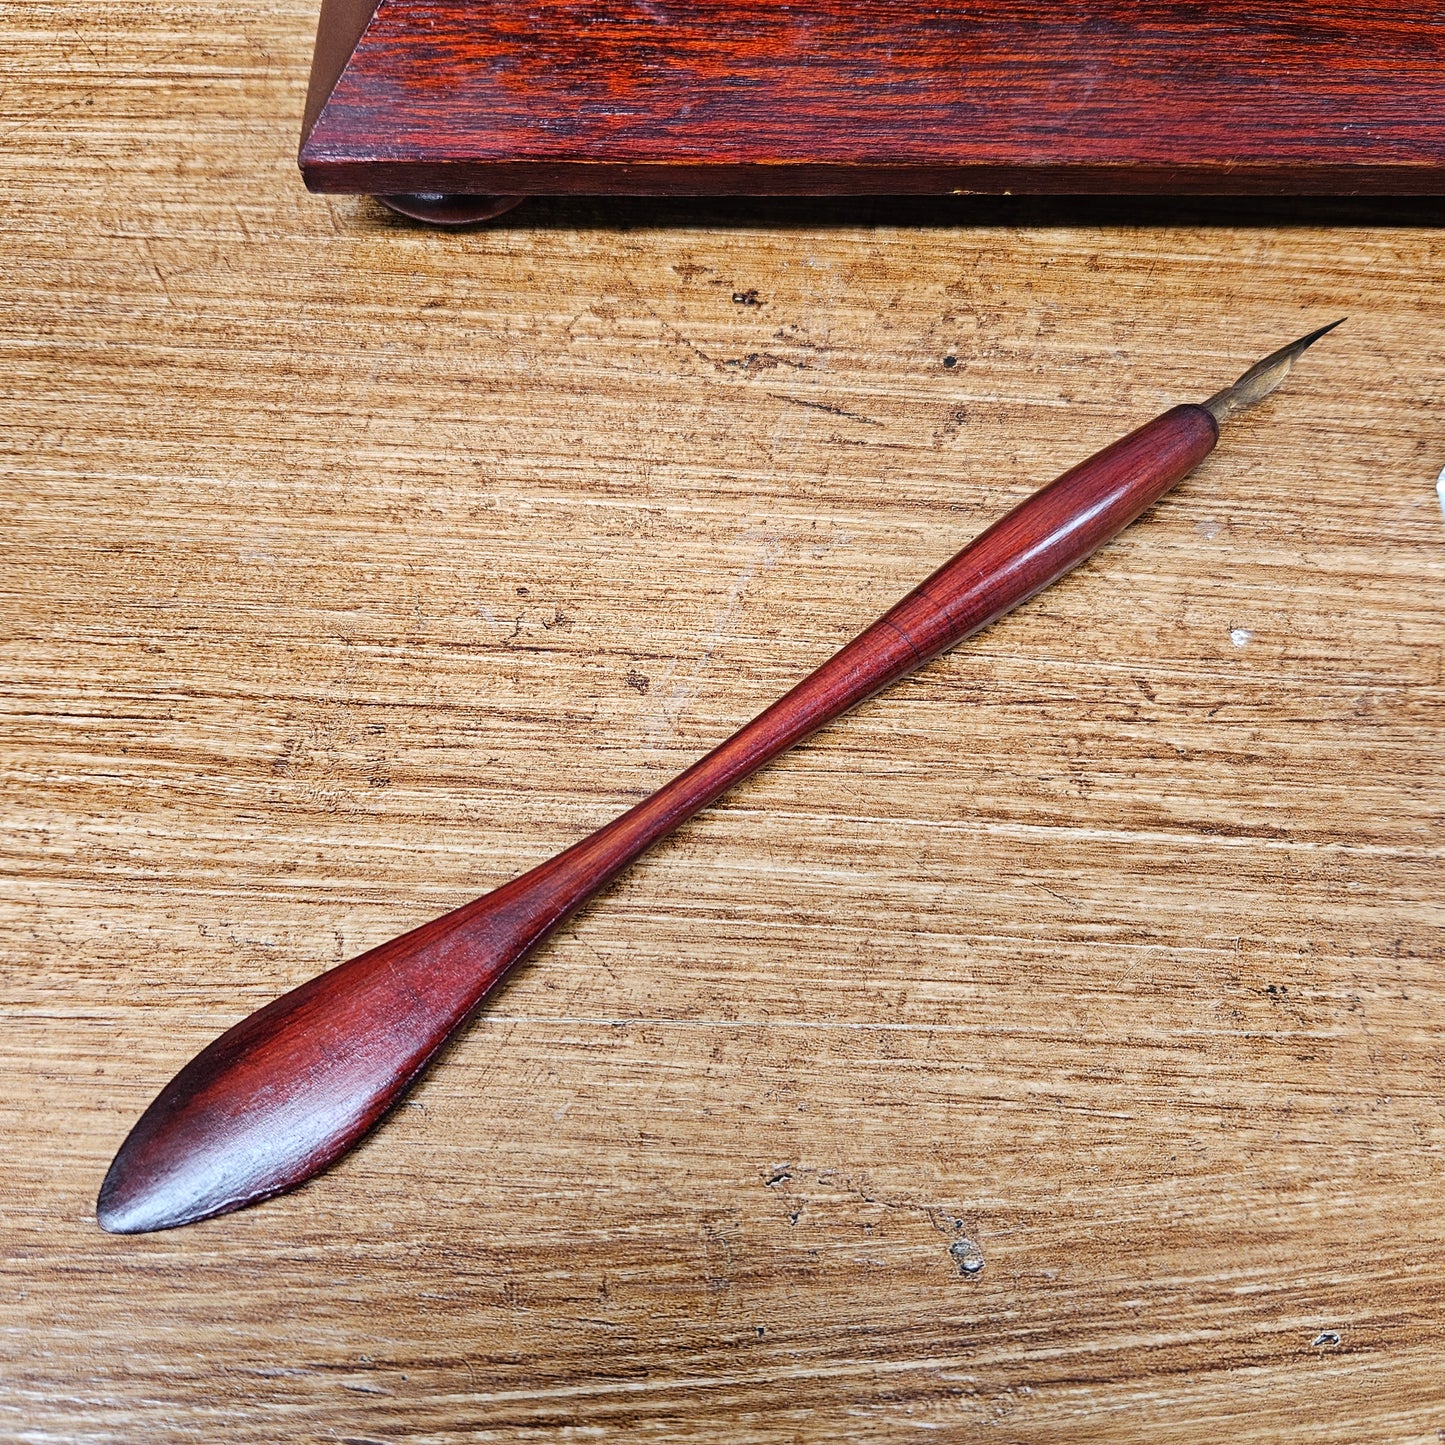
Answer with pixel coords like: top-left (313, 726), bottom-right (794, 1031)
top-left (376, 194), bottom-right (525, 227)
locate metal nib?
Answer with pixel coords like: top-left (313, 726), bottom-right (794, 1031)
top-left (1202, 319), bottom-right (1345, 425)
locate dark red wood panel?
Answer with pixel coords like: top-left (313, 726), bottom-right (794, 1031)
top-left (299, 1), bottom-right (1445, 196)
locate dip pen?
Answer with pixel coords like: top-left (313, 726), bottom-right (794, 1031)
top-left (99, 322), bottom-right (1342, 1233)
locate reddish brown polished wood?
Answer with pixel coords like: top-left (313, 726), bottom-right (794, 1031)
top-left (299, 2), bottom-right (1445, 200)
top-left (98, 403), bottom-right (1217, 1233)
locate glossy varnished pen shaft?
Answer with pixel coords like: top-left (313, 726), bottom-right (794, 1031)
top-left (99, 323), bottom-right (1342, 1233)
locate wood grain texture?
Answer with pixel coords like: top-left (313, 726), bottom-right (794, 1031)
top-left (299, 0), bottom-right (1445, 197)
top-left (3, 4), bottom-right (1445, 1441)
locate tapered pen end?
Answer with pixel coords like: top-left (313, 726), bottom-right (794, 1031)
top-left (95, 1046), bottom-right (354, 1234)
top-left (97, 1158), bottom-right (200, 1234)
top-left (94, 956), bottom-right (417, 1234)
top-left (97, 895), bottom-right (525, 1233)
top-left (1202, 319), bottom-right (1345, 425)
top-left (95, 991), bottom-right (412, 1233)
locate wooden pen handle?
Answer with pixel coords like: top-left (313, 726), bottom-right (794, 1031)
top-left (98, 403), bottom-right (1217, 1233)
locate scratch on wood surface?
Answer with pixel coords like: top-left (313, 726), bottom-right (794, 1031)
top-left (643, 531), bottom-right (781, 746)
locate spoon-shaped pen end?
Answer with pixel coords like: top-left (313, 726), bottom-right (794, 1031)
top-left (95, 971), bottom-right (396, 1233)
top-left (96, 898), bottom-right (527, 1232)
top-left (1202, 319), bottom-right (1345, 425)
top-left (97, 1154), bottom-right (205, 1234)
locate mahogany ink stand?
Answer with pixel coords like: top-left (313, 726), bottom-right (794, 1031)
top-left (299, 2), bottom-right (1445, 226)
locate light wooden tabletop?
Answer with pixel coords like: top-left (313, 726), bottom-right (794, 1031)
top-left (3, 6), bottom-right (1443, 1441)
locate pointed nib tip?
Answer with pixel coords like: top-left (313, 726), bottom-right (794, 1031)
top-left (1271, 318), bottom-right (1347, 369)
top-left (1298, 317), bottom-right (1347, 349)
top-left (1204, 319), bottom-right (1345, 425)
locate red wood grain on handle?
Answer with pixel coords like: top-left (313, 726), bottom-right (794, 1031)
top-left (97, 403), bottom-right (1217, 1233)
